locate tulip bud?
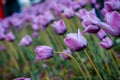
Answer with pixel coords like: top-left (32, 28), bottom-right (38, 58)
top-left (19, 35), bottom-right (32, 46)
top-left (99, 37), bottom-right (113, 50)
top-left (52, 19), bottom-right (66, 35)
top-left (64, 28), bottom-right (87, 51)
top-left (35, 46), bottom-right (53, 60)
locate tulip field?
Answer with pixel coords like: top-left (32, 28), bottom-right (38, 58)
top-left (0, 0), bottom-right (120, 80)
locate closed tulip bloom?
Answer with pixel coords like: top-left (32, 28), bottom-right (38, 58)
top-left (99, 37), bottom-right (113, 50)
top-left (82, 21), bottom-right (100, 34)
top-left (35, 46), bottom-right (53, 60)
top-left (64, 29), bottom-right (87, 51)
top-left (52, 19), bottom-right (67, 35)
top-left (14, 77), bottom-right (31, 80)
top-left (97, 29), bottom-right (107, 40)
top-left (60, 48), bottom-right (72, 60)
top-left (5, 32), bottom-right (15, 42)
top-left (99, 11), bottom-right (120, 36)
top-left (19, 35), bottom-right (32, 46)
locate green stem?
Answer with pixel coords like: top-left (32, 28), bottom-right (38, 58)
top-left (75, 52), bottom-right (91, 80)
top-left (54, 52), bottom-right (86, 79)
top-left (84, 50), bottom-right (103, 80)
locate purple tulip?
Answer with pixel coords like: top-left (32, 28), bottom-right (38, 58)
top-left (35, 46), bottom-right (53, 60)
top-left (1, 19), bottom-right (10, 29)
top-left (19, 35), bottom-right (32, 46)
top-left (52, 19), bottom-right (67, 35)
top-left (63, 7), bottom-right (75, 18)
top-left (99, 11), bottom-right (120, 36)
top-left (82, 21), bottom-right (100, 34)
top-left (31, 23), bottom-right (40, 31)
top-left (64, 28), bottom-right (87, 51)
top-left (60, 48), bottom-right (72, 60)
top-left (72, 0), bottom-right (86, 11)
top-left (97, 29), bottom-right (107, 40)
top-left (0, 32), bottom-right (5, 41)
top-left (14, 77), bottom-right (31, 80)
top-left (101, 8), bottom-right (109, 17)
top-left (104, 0), bottom-right (120, 11)
top-left (99, 37), bottom-right (113, 50)
top-left (76, 9), bottom-right (88, 20)
top-left (5, 32), bottom-right (15, 42)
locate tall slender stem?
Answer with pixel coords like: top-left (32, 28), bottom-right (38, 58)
top-left (84, 50), bottom-right (103, 80)
top-left (111, 49), bottom-right (120, 67)
top-left (75, 52), bottom-right (91, 80)
top-left (54, 52), bottom-right (86, 79)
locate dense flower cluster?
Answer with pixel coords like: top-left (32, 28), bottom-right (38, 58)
top-left (0, 0), bottom-right (120, 79)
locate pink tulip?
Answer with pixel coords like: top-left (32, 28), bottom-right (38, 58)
top-left (99, 37), bottom-right (113, 50)
top-left (35, 46), bottom-right (53, 60)
top-left (64, 29), bottom-right (87, 51)
top-left (52, 19), bottom-right (67, 35)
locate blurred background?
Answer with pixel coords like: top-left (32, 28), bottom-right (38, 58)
top-left (0, 0), bottom-right (43, 18)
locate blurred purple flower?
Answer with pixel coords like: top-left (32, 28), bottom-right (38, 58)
top-left (0, 32), bottom-right (5, 41)
top-left (19, 35), bottom-right (32, 46)
top-left (76, 8), bottom-right (88, 20)
top-left (63, 7), bottom-right (75, 18)
top-left (0, 45), bottom-right (6, 51)
top-left (31, 23), bottom-right (40, 31)
top-left (52, 19), bottom-right (66, 35)
top-left (104, 0), bottom-right (120, 11)
top-left (1, 19), bottom-right (10, 29)
top-left (32, 32), bottom-right (38, 38)
top-left (99, 37), bottom-right (113, 50)
top-left (99, 11), bottom-right (120, 36)
top-left (60, 48), bottom-right (72, 60)
top-left (97, 29), bottom-right (107, 40)
top-left (64, 28), bottom-right (87, 51)
top-left (5, 32), bottom-right (15, 42)
top-left (14, 77), bottom-right (31, 80)
top-left (35, 46), bottom-right (53, 61)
